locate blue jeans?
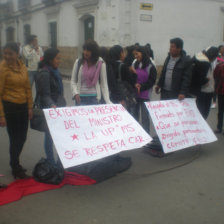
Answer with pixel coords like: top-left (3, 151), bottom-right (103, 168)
top-left (79, 96), bottom-right (99, 105)
top-left (28, 71), bottom-right (37, 87)
top-left (44, 131), bottom-right (55, 164)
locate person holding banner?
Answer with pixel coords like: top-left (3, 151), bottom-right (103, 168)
top-left (71, 40), bottom-right (112, 105)
top-left (0, 42), bottom-right (33, 179)
top-left (155, 38), bottom-right (192, 100)
top-left (132, 46), bottom-right (157, 133)
top-left (35, 48), bottom-right (66, 164)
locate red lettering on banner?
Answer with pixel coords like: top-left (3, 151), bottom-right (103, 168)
top-left (64, 120), bottom-right (80, 129)
top-left (94, 105), bottom-right (125, 115)
top-left (84, 131), bottom-right (97, 140)
top-left (128, 136), bottom-right (144, 144)
top-left (183, 129), bottom-right (206, 136)
top-left (167, 139), bottom-right (189, 149)
top-left (180, 101), bottom-right (190, 107)
top-left (193, 137), bottom-right (207, 145)
top-left (101, 127), bottom-right (115, 136)
top-left (184, 109), bottom-right (195, 117)
top-left (48, 109), bottom-right (57, 119)
top-left (147, 102), bottom-right (165, 111)
top-left (162, 130), bottom-right (181, 140)
top-left (82, 139), bottom-right (126, 156)
top-left (176, 111), bottom-right (183, 118)
top-left (173, 121), bottom-right (180, 127)
top-left (169, 101), bottom-right (179, 107)
top-left (181, 120), bottom-right (198, 126)
top-left (154, 111), bottom-right (175, 120)
top-left (64, 150), bottom-right (80, 159)
top-left (121, 123), bottom-right (135, 133)
top-left (156, 121), bottom-right (171, 130)
top-left (88, 115), bottom-right (122, 127)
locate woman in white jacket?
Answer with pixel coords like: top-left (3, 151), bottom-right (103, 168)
top-left (71, 40), bottom-right (111, 105)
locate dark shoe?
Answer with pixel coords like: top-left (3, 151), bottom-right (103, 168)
top-left (18, 165), bottom-right (27, 172)
top-left (214, 129), bottom-right (222, 134)
top-left (12, 169), bottom-right (30, 179)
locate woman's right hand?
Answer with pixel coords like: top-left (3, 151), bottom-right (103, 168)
top-left (74, 94), bottom-right (80, 105)
top-left (129, 67), bottom-right (136, 74)
top-left (0, 117), bottom-right (6, 127)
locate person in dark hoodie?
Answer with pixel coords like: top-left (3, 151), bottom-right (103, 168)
top-left (107, 45), bottom-right (137, 109)
top-left (191, 46), bottom-right (218, 119)
top-left (155, 38), bottom-right (192, 100)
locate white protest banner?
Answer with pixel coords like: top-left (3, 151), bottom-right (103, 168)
top-left (43, 104), bottom-right (152, 168)
top-left (145, 98), bottom-right (217, 153)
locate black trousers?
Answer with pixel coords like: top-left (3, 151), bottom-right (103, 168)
top-left (3, 101), bottom-right (28, 170)
top-left (133, 98), bottom-right (150, 133)
top-left (161, 89), bottom-right (178, 100)
top-left (217, 94), bottom-right (224, 131)
top-left (196, 92), bottom-right (213, 120)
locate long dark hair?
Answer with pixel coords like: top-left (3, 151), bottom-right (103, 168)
top-left (109, 45), bottom-right (123, 65)
top-left (82, 40), bottom-right (100, 64)
top-left (39, 48), bottom-right (59, 69)
top-left (99, 46), bottom-right (109, 64)
top-left (124, 45), bottom-right (135, 67)
top-left (3, 42), bottom-right (19, 54)
top-left (134, 46), bottom-right (150, 69)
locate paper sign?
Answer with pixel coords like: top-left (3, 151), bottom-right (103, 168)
top-left (43, 104), bottom-right (152, 168)
top-left (145, 99), bottom-right (217, 153)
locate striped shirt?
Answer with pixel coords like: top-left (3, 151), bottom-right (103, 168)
top-left (80, 73), bottom-right (97, 96)
top-left (163, 56), bottom-right (180, 91)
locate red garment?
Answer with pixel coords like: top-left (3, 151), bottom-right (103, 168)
top-left (0, 171), bottom-right (96, 206)
top-left (214, 62), bottom-right (224, 95)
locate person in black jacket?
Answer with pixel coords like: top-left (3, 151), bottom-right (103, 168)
top-left (155, 38), bottom-right (192, 100)
top-left (191, 46), bottom-right (218, 119)
top-left (35, 48), bottom-right (66, 164)
top-left (107, 45), bottom-right (137, 109)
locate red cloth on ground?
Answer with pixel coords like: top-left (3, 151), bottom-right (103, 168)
top-left (0, 171), bottom-right (96, 206)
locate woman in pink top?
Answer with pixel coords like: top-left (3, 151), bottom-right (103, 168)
top-left (71, 40), bottom-right (111, 106)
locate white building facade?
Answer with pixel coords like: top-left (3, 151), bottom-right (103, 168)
top-left (0, 0), bottom-right (224, 69)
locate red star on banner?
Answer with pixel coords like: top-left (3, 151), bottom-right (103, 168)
top-left (71, 134), bottom-right (79, 141)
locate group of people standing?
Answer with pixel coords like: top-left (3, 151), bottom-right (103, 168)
top-left (0, 35), bottom-right (223, 184)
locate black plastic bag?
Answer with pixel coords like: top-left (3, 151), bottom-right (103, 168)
top-left (33, 158), bottom-right (64, 185)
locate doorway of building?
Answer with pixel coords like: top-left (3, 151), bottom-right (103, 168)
top-left (84, 16), bottom-right (94, 41)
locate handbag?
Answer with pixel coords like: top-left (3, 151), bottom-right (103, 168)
top-left (30, 103), bottom-right (48, 132)
top-left (117, 63), bottom-right (137, 108)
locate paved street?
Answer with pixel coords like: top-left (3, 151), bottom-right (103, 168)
top-left (0, 81), bottom-right (224, 224)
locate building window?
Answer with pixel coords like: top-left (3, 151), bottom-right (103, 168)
top-left (24, 24), bottom-right (31, 44)
top-left (49, 22), bottom-right (57, 48)
top-left (18, 0), bottom-right (30, 10)
top-left (6, 27), bottom-right (15, 42)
